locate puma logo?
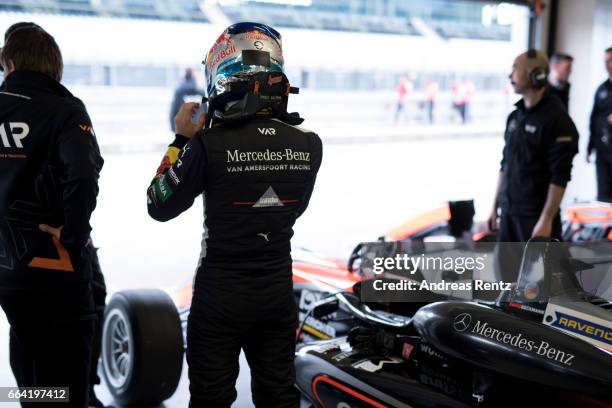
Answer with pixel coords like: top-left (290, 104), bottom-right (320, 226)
top-left (257, 232), bottom-right (271, 242)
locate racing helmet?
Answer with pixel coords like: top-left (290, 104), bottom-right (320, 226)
top-left (203, 22), bottom-right (284, 100)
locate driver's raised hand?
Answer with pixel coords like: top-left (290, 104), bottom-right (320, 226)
top-left (174, 102), bottom-right (206, 139)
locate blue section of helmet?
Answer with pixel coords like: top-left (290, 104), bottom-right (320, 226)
top-left (207, 54), bottom-right (283, 97)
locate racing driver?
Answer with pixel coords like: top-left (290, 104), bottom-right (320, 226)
top-left (146, 22), bottom-right (322, 407)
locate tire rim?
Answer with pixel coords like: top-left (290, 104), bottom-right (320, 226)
top-left (102, 308), bottom-right (133, 389)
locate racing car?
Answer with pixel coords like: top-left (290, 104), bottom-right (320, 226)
top-left (100, 200), bottom-right (612, 406)
top-left (296, 239), bottom-right (612, 408)
top-left (99, 200), bottom-right (476, 405)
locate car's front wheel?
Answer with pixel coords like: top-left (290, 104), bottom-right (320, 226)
top-left (101, 289), bottom-right (183, 406)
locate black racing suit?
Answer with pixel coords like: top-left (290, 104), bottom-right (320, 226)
top-left (0, 71), bottom-right (103, 407)
top-left (588, 79), bottom-right (612, 201)
top-left (147, 116), bottom-right (322, 407)
top-left (547, 81), bottom-right (570, 111)
top-left (497, 94), bottom-right (578, 282)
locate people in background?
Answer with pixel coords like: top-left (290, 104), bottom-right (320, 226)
top-left (452, 79), bottom-right (474, 124)
top-left (394, 77), bottom-right (413, 124)
top-left (487, 50), bottom-right (578, 282)
top-left (169, 68), bottom-right (204, 132)
top-left (424, 79), bottom-right (439, 124)
top-left (548, 52), bottom-right (573, 111)
top-left (587, 47), bottom-right (612, 202)
top-left (0, 23), bottom-right (104, 408)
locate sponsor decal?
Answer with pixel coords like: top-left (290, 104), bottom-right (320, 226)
top-left (419, 343), bottom-right (447, 361)
top-left (156, 146), bottom-right (181, 176)
top-left (0, 122), bottom-right (29, 148)
top-left (299, 289), bottom-right (322, 312)
top-left (209, 44), bottom-right (237, 70)
top-left (353, 358), bottom-right (402, 373)
top-left (258, 127), bottom-right (276, 135)
top-left (455, 315), bottom-right (575, 366)
top-left (154, 176), bottom-right (173, 203)
top-left (453, 313), bottom-right (472, 332)
top-left (302, 315), bottom-right (336, 339)
top-left (523, 282), bottom-right (540, 300)
top-left (167, 168), bottom-right (180, 186)
top-left (79, 124), bottom-right (95, 136)
top-left (240, 31), bottom-right (271, 42)
top-left (253, 186), bottom-right (283, 208)
top-left (226, 148), bottom-right (310, 163)
top-left (227, 164), bottom-right (310, 173)
top-left (508, 302), bottom-right (545, 315)
top-left (544, 303), bottom-right (612, 350)
top-left (332, 350), bottom-right (356, 362)
top-left (419, 365), bottom-right (465, 400)
top-left (146, 185), bottom-right (155, 205)
top-left (552, 313), bottom-right (612, 346)
top-left (257, 232), bottom-right (271, 241)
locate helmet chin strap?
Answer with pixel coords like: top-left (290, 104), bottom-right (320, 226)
top-left (206, 72), bottom-right (303, 128)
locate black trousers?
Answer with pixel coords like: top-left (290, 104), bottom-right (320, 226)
top-left (0, 283), bottom-right (95, 408)
top-left (596, 154), bottom-right (612, 202)
top-left (90, 249), bottom-right (107, 394)
top-left (496, 212), bottom-right (562, 283)
top-left (187, 266), bottom-right (299, 408)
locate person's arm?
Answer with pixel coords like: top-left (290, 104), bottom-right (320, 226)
top-left (587, 87), bottom-right (600, 162)
top-left (295, 134), bottom-right (323, 218)
top-left (147, 103), bottom-right (206, 221)
top-left (532, 184), bottom-right (565, 237)
top-left (487, 171), bottom-right (504, 232)
top-left (533, 115), bottom-right (579, 237)
top-left (54, 109), bottom-right (103, 252)
top-left (488, 118), bottom-right (511, 232)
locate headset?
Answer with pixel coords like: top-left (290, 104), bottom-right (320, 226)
top-left (526, 48), bottom-right (548, 89)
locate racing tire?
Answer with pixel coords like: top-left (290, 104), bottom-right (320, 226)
top-left (101, 289), bottom-right (183, 406)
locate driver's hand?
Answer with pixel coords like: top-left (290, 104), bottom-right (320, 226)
top-left (39, 224), bottom-right (62, 239)
top-left (174, 102), bottom-right (206, 139)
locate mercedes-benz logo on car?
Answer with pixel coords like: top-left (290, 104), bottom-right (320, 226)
top-left (453, 313), bottom-right (472, 332)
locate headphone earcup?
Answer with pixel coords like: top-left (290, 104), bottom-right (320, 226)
top-left (530, 68), bottom-right (547, 89)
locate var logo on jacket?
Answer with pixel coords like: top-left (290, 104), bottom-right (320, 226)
top-left (258, 127), bottom-right (276, 136)
top-left (0, 122), bottom-right (29, 148)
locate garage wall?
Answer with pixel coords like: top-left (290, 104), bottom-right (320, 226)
top-left (554, 0), bottom-right (611, 202)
